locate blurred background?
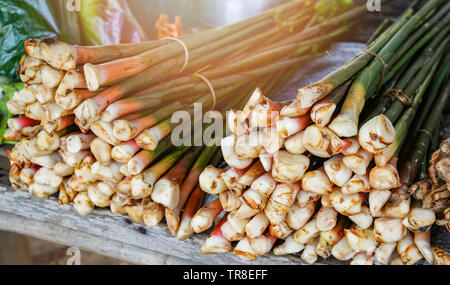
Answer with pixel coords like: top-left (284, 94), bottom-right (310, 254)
top-left (0, 0), bottom-right (412, 265)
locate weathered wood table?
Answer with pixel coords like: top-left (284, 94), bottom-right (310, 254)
top-left (1, 1), bottom-right (448, 265)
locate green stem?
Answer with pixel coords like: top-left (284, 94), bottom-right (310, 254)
top-left (378, 56), bottom-right (441, 165)
top-left (202, 27), bottom-right (345, 81)
top-left (322, 78), bottom-right (354, 104)
top-left (89, 3), bottom-right (309, 105)
top-left (399, 52), bottom-right (450, 164)
top-left (418, 125), bottom-right (439, 180)
top-left (143, 145), bottom-right (192, 184)
top-left (175, 144), bottom-right (221, 215)
top-left (209, 148), bottom-right (224, 168)
top-left (371, 8), bottom-right (450, 93)
top-left (363, 28), bottom-right (450, 123)
top-left (388, 2), bottom-right (450, 70)
top-left (270, 3), bottom-right (368, 50)
top-left (360, 60), bottom-right (410, 123)
top-left (360, 0), bottom-right (442, 101)
top-left (162, 146), bottom-right (205, 183)
top-left (138, 135), bottom-right (173, 162)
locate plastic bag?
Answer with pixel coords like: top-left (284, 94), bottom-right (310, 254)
top-left (47, 0), bottom-right (82, 44)
top-left (0, 0), bottom-right (58, 79)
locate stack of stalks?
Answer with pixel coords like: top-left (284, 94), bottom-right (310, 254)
top-left (197, 0), bottom-right (450, 265)
top-left (4, 0), bottom-right (364, 244)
